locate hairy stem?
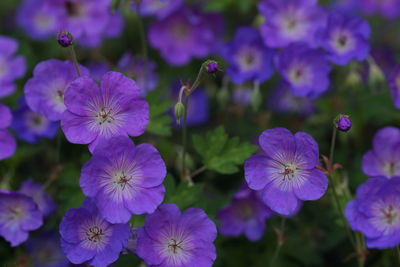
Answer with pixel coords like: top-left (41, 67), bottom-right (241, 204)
top-left (70, 45), bottom-right (81, 77)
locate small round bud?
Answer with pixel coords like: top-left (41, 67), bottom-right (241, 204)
top-left (206, 60), bottom-right (218, 74)
top-left (335, 114), bottom-right (352, 132)
top-left (174, 102), bottom-right (185, 125)
top-left (57, 31), bottom-right (74, 48)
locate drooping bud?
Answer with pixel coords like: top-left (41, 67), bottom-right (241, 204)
top-left (57, 30), bottom-right (74, 48)
top-left (174, 102), bottom-right (185, 125)
top-left (335, 114), bottom-right (352, 132)
top-left (368, 58), bottom-right (385, 87)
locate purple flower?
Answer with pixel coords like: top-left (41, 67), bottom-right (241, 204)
top-left (258, 0), bottom-right (326, 48)
top-left (80, 136), bottom-right (166, 223)
top-left (275, 43), bottom-right (331, 99)
top-left (359, 0), bottom-right (400, 19)
top-left (61, 72), bottom-right (149, 152)
top-left (389, 66), bottom-right (400, 109)
top-left (362, 126), bottom-right (400, 179)
top-left (233, 86), bottom-right (253, 106)
top-left (136, 203), bottom-right (217, 267)
top-left (218, 185), bottom-right (274, 241)
top-left (11, 98), bottom-right (58, 144)
top-left (86, 61), bottom-right (110, 81)
top-left (17, 0), bottom-right (124, 47)
top-left (148, 8), bottom-right (223, 66)
top-left (122, 227), bottom-right (139, 254)
top-left (19, 179), bottom-right (56, 217)
top-left (318, 12), bottom-right (370, 65)
top-left (245, 128), bottom-right (328, 216)
top-left (222, 27), bottom-right (275, 84)
top-left (0, 36), bottom-right (26, 98)
top-left (117, 52), bottom-right (158, 96)
top-left (0, 190), bottom-right (43, 246)
top-left (336, 114), bottom-right (352, 132)
top-left (138, 0), bottom-right (182, 19)
top-left (268, 82), bottom-right (316, 116)
top-left (0, 104), bottom-right (16, 160)
top-left (330, 0), bottom-right (359, 12)
top-left (60, 198), bottom-right (130, 266)
top-left (171, 84), bottom-right (209, 127)
top-left (345, 176), bottom-right (400, 248)
top-left (17, 0), bottom-right (61, 40)
top-left (24, 59), bottom-right (89, 121)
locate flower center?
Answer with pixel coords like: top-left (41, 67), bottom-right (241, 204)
top-left (280, 164), bottom-right (297, 181)
top-left (86, 226), bottom-right (104, 243)
top-left (288, 65), bottom-right (308, 85)
top-left (96, 107), bottom-right (115, 125)
top-left (65, 1), bottom-right (82, 17)
top-left (167, 238), bottom-right (183, 254)
top-left (8, 206), bottom-right (23, 221)
top-left (114, 172), bottom-right (132, 190)
top-left (383, 161), bottom-right (397, 177)
top-left (381, 205), bottom-right (399, 225)
top-left (236, 201), bottom-right (254, 221)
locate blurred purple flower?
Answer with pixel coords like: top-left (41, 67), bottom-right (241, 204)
top-left (218, 185), bottom-right (274, 241)
top-left (362, 126), bottom-right (400, 179)
top-left (138, 0), bottom-right (182, 19)
top-left (0, 36), bottom-right (26, 98)
top-left (233, 86), bottom-right (253, 106)
top-left (389, 66), bottom-right (400, 109)
top-left (345, 176), bottom-right (400, 248)
top-left (359, 0), bottom-right (400, 19)
top-left (24, 59), bottom-right (89, 121)
top-left (17, 0), bottom-right (124, 47)
top-left (268, 82), bottom-right (316, 116)
top-left (19, 179), bottom-right (56, 217)
top-left (86, 61), bottom-right (110, 81)
top-left (330, 0), bottom-right (359, 12)
top-left (148, 8), bottom-right (223, 66)
top-left (245, 128), bottom-right (328, 216)
top-left (275, 43), bottom-right (331, 99)
top-left (117, 52), bottom-right (158, 96)
top-left (318, 12), bottom-right (370, 65)
top-left (61, 72), bottom-right (149, 152)
top-left (258, 0), bottom-right (326, 48)
top-left (11, 98), bottom-right (58, 144)
top-left (222, 27), bottom-right (275, 84)
top-left (136, 203), bottom-right (217, 267)
top-left (80, 136), bottom-right (166, 223)
top-left (0, 104), bottom-right (16, 160)
top-left (0, 190), bottom-right (43, 246)
top-left (60, 198), bottom-right (130, 266)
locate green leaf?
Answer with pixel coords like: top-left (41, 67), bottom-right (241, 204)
top-left (192, 126), bottom-right (257, 174)
top-left (145, 89), bottom-right (173, 136)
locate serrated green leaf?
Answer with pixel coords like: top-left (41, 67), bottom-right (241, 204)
top-left (192, 126), bottom-right (257, 174)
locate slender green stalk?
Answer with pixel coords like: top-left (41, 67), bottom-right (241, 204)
top-left (135, 3), bottom-right (148, 90)
top-left (181, 95), bottom-right (190, 182)
top-left (190, 166), bottom-right (207, 179)
top-left (270, 218), bottom-right (286, 266)
top-left (329, 126), bottom-right (337, 164)
top-left (70, 45), bottom-right (81, 77)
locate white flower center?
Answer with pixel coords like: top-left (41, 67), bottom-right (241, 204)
top-left (96, 107), bottom-right (115, 125)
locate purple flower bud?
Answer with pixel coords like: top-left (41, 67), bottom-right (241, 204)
top-left (336, 114), bottom-right (352, 132)
top-left (57, 31), bottom-right (73, 48)
top-left (206, 60), bottom-right (219, 74)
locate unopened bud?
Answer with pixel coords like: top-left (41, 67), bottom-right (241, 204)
top-left (206, 60), bottom-right (219, 74)
top-left (335, 114), bottom-right (352, 132)
top-left (57, 30), bottom-right (74, 48)
top-left (174, 102), bottom-right (185, 125)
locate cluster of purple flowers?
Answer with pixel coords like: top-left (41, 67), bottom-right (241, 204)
top-left (17, 0), bottom-right (123, 47)
top-left (0, 104), bottom-right (16, 160)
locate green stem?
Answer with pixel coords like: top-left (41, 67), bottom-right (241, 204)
top-left (70, 45), bottom-right (81, 77)
top-left (181, 95), bottom-right (190, 183)
top-left (329, 126), bottom-right (337, 164)
top-left (190, 166), bottom-right (207, 179)
top-left (270, 218), bottom-right (286, 266)
top-left (135, 3), bottom-right (148, 90)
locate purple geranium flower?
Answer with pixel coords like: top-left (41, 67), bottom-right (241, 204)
top-left (0, 36), bottom-right (26, 98)
top-left (60, 198), bottom-right (130, 267)
top-left (148, 7), bottom-right (222, 66)
top-left (61, 71), bottom-right (149, 152)
top-left (258, 0), bottom-right (326, 48)
top-left (80, 136), bottom-right (166, 223)
top-left (17, 0), bottom-right (124, 47)
top-left (24, 59), bottom-right (89, 121)
top-left (218, 185), bottom-right (274, 241)
top-left (275, 43), bottom-right (331, 99)
top-left (19, 179), bottom-right (56, 217)
top-left (136, 203), bottom-right (217, 267)
top-left (245, 128), bottom-right (328, 216)
top-left (268, 82), bottom-right (316, 116)
top-left (389, 66), bottom-right (400, 109)
top-left (362, 126), bottom-right (400, 179)
top-left (359, 0), bottom-right (400, 19)
top-left (17, 0), bottom-right (61, 40)
top-left (118, 52), bottom-right (158, 96)
top-left (86, 61), bottom-right (110, 81)
top-left (345, 176), bottom-right (400, 248)
top-left (222, 27), bottom-right (275, 84)
top-left (0, 104), bottom-right (16, 160)
top-left (11, 98), bottom-right (58, 144)
top-left (0, 190), bottom-right (43, 246)
top-left (318, 12), bottom-right (370, 65)
top-left (138, 0), bottom-right (182, 19)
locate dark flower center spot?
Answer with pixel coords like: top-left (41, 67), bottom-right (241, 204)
top-left (168, 238), bottom-right (183, 254)
top-left (96, 107), bottom-right (115, 125)
top-left (31, 114), bottom-right (44, 126)
top-left (86, 226), bottom-right (104, 243)
top-left (337, 35), bottom-right (347, 47)
top-left (65, 2), bottom-right (81, 17)
top-left (280, 165), bottom-right (297, 181)
top-left (236, 202), bottom-right (254, 221)
top-left (9, 207), bottom-right (23, 220)
top-left (115, 173), bottom-right (132, 190)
